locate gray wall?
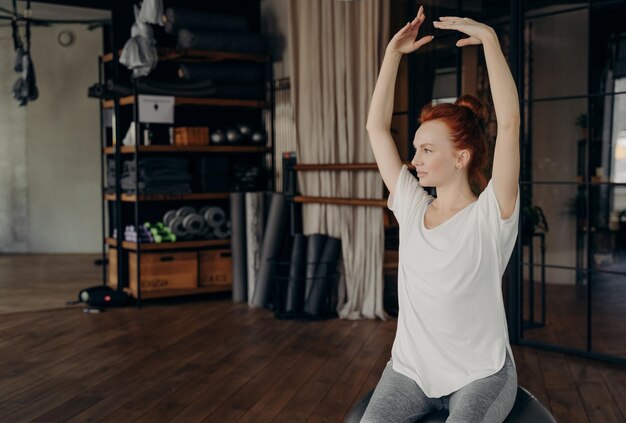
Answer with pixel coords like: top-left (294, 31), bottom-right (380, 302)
top-left (527, 9), bottom-right (588, 284)
top-left (0, 23), bottom-right (103, 253)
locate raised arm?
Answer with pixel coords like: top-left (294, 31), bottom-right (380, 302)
top-left (366, 5), bottom-right (434, 196)
top-left (434, 17), bottom-right (520, 219)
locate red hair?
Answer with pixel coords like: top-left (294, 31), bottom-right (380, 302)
top-left (418, 95), bottom-right (490, 195)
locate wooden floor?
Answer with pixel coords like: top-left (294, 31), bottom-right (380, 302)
top-left (0, 300), bottom-right (625, 422)
top-left (1, 255), bottom-right (626, 422)
top-left (0, 254), bottom-right (102, 314)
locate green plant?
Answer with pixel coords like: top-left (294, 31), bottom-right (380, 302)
top-left (522, 204), bottom-right (549, 236)
top-left (521, 185), bottom-right (549, 240)
top-left (565, 190), bottom-right (587, 219)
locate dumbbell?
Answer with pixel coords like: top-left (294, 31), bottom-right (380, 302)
top-left (250, 129), bottom-right (266, 145)
top-left (235, 123), bottom-right (252, 142)
top-left (225, 127), bottom-right (242, 144)
top-left (210, 129), bottom-right (226, 145)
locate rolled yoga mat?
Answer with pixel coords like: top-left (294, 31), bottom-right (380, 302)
top-left (105, 78), bottom-right (217, 98)
top-left (164, 8), bottom-right (248, 34)
top-left (245, 192), bottom-right (265, 307)
top-left (304, 236), bottom-right (342, 318)
top-left (214, 224), bottom-right (231, 239)
top-left (182, 213), bottom-right (205, 235)
top-left (168, 216), bottom-right (188, 238)
top-left (178, 30), bottom-right (267, 55)
top-left (251, 193), bottom-right (289, 309)
top-left (202, 207), bottom-right (226, 228)
top-left (178, 62), bottom-right (265, 84)
top-left (230, 192), bottom-right (247, 302)
top-left (304, 234), bottom-right (328, 301)
top-left (285, 233), bottom-right (307, 314)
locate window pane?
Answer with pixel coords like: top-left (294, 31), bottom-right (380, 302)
top-left (589, 185), bottom-right (626, 273)
top-left (521, 267), bottom-right (588, 351)
top-left (524, 1), bottom-right (587, 18)
top-left (525, 8), bottom-right (588, 99)
top-left (521, 183), bottom-right (587, 270)
top-left (526, 98), bottom-right (587, 183)
top-left (589, 93), bottom-right (626, 183)
top-left (462, 0), bottom-right (510, 23)
top-left (591, 270), bottom-right (626, 356)
top-left (590, 1), bottom-right (626, 95)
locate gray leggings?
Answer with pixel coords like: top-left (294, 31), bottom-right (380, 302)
top-left (361, 350), bottom-right (517, 423)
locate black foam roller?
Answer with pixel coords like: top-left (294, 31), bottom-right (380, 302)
top-left (285, 233), bottom-right (307, 313)
top-left (304, 234), bottom-right (328, 300)
top-left (230, 193), bottom-right (247, 302)
top-left (251, 193), bottom-right (289, 308)
top-left (303, 236), bottom-right (342, 317)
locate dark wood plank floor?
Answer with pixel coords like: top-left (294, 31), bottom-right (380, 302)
top-left (1, 254), bottom-right (626, 422)
top-left (0, 255), bottom-right (626, 422)
top-left (0, 254), bottom-right (102, 314)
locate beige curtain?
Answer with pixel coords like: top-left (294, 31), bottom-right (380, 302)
top-left (288, 0), bottom-right (390, 320)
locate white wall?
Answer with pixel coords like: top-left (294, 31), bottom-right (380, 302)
top-left (0, 21), bottom-right (104, 253)
top-left (0, 34), bottom-right (28, 252)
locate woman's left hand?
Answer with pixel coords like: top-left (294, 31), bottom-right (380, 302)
top-left (432, 17), bottom-right (495, 47)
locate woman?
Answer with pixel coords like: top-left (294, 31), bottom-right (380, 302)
top-left (363, 5), bottom-right (521, 423)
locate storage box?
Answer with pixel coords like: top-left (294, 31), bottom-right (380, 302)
top-left (174, 127), bottom-right (209, 146)
top-left (198, 249), bottom-right (232, 287)
top-left (108, 248), bottom-right (118, 288)
top-left (129, 251), bottom-right (198, 292)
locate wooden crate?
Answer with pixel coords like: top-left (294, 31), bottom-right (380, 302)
top-left (108, 248), bottom-right (118, 289)
top-left (174, 127), bottom-right (209, 146)
top-left (198, 249), bottom-right (232, 287)
top-left (128, 251), bottom-right (198, 293)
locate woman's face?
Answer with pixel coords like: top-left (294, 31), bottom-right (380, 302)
top-left (410, 120), bottom-right (461, 187)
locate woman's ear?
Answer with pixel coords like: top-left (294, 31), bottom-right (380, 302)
top-left (459, 150), bottom-right (471, 167)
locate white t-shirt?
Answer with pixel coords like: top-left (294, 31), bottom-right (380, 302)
top-left (387, 164), bottom-right (520, 398)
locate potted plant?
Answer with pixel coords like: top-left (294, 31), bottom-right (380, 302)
top-left (521, 185), bottom-right (549, 245)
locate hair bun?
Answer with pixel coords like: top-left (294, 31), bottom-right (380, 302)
top-left (455, 95), bottom-right (488, 128)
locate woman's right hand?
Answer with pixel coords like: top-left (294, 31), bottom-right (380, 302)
top-left (387, 5), bottom-right (434, 55)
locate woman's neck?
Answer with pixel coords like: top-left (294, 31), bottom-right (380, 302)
top-left (431, 179), bottom-right (477, 213)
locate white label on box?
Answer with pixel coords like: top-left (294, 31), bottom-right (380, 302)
top-left (138, 95), bottom-right (174, 124)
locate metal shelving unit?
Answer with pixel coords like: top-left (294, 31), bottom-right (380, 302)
top-left (98, 46), bottom-right (274, 307)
